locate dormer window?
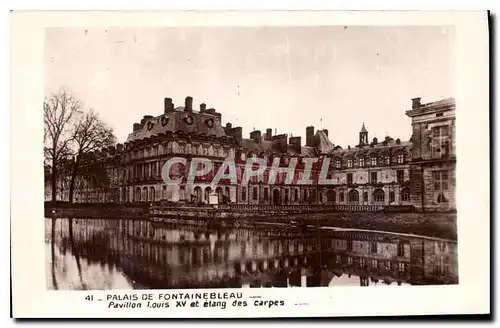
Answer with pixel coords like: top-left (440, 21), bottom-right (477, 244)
top-left (161, 116), bottom-right (169, 126)
top-left (184, 115), bottom-right (194, 125)
top-left (397, 154), bottom-right (404, 164)
top-left (336, 160), bottom-right (341, 169)
top-left (359, 158), bottom-right (365, 167)
top-left (371, 157), bottom-right (377, 166)
top-left (205, 118), bottom-right (214, 128)
top-left (384, 156), bottom-right (390, 165)
top-left (347, 159), bottom-right (353, 168)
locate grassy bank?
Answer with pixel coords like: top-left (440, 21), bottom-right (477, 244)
top-left (275, 212), bottom-right (457, 240)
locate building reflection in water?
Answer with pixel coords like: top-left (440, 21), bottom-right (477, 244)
top-left (45, 218), bottom-right (458, 290)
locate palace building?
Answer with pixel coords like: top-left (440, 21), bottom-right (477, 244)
top-left (45, 96), bottom-right (456, 212)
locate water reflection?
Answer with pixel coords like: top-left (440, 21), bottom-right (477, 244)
top-left (46, 218), bottom-right (458, 290)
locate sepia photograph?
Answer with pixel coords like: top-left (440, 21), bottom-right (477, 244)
top-left (10, 10), bottom-right (489, 318)
top-left (44, 25), bottom-right (458, 290)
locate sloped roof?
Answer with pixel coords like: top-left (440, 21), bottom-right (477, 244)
top-left (126, 110), bottom-right (226, 143)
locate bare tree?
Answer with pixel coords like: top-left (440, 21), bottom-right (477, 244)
top-left (44, 89), bottom-right (81, 202)
top-left (68, 110), bottom-right (116, 203)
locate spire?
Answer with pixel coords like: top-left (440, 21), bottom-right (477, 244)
top-left (359, 122), bottom-right (368, 146)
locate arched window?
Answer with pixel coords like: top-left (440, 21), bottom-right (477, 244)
top-left (348, 189), bottom-right (359, 203)
top-left (216, 187), bottom-right (224, 203)
top-left (437, 193), bottom-right (448, 203)
top-left (142, 187), bottom-right (148, 202)
top-left (401, 188), bottom-right (410, 202)
top-left (150, 186), bottom-right (155, 202)
top-left (135, 187), bottom-right (141, 202)
top-left (205, 187), bottom-right (212, 202)
top-left (363, 192), bottom-right (368, 202)
top-left (194, 186), bottom-right (202, 203)
top-left (389, 191), bottom-right (395, 203)
top-left (373, 189), bottom-right (385, 202)
top-left (241, 187), bottom-right (247, 201)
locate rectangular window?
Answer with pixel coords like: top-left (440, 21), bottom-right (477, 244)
top-left (397, 154), bottom-right (404, 164)
top-left (397, 170), bottom-right (404, 183)
top-left (371, 259), bottom-right (378, 268)
top-left (294, 189), bottom-right (298, 201)
top-left (336, 160), bottom-right (341, 169)
top-left (264, 188), bottom-right (269, 201)
top-left (339, 192), bottom-right (344, 202)
top-left (384, 156), bottom-right (390, 165)
top-left (397, 242), bottom-right (405, 257)
top-left (347, 173), bottom-right (353, 185)
top-left (359, 158), bottom-right (365, 167)
top-left (389, 191), bottom-right (395, 203)
top-left (347, 159), bottom-right (353, 168)
top-left (241, 187), bottom-right (246, 201)
top-left (253, 187), bottom-right (258, 200)
top-left (433, 171), bottom-right (449, 191)
top-left (370, 172), bottom-right (378, 183)
top-left (371, 157), bottom-right (377, 166)
top-left (284, 189), bottom-right (289, 202)
top-left (431, 125), bottom-right (451, 158)
top-left (371, 241), bottom-right (377, 253)
top-left (347, 240), bottom-right (353, 251)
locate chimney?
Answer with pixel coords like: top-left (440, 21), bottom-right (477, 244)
top-left (272, 134), bottom-right (288, 153)
top-left (411, 97), bottom-right (422, 109)
top-left (250, 130), bottom-right (262, 144)
top-left (133, 123), bottom-right (142, 132)
top-left (289, 136), bottom-right (302, 153)
top-left (265, 128), bottom-right (273, 141)
top-left (200, 103), bottom-right (206, 113)
top-left (372, 137), bottom-right (378, 145)
top-left (231, 127), bottom-right (243, 146)
top-left (184, 96), bottom-right (193, 112)
top-left (164, 98), bottom-right (174, 113)
top-left (226, 123), bottom-right (232, 133)
top-left (306, 126), bottom-right (315, 147)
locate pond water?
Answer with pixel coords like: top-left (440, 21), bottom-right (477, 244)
top-left (45, 217), bottom-right (458, 290)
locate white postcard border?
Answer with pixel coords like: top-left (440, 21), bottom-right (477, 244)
top-left (10, 10), bottom-right (490, 318)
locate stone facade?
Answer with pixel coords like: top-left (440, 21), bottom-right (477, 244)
top-left (46, 96), bottom-right (456, 212)
top-left (406, 97), bottom-right (456, 211)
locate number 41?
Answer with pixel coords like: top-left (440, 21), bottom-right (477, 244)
top-left (85, 295), bottom-right (94, 301)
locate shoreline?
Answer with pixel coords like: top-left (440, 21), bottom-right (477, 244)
top-left (45, 204), bottom-right (457, 241)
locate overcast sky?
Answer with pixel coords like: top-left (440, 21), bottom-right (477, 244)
top-left (44, 26), bottom-right (455, 147)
